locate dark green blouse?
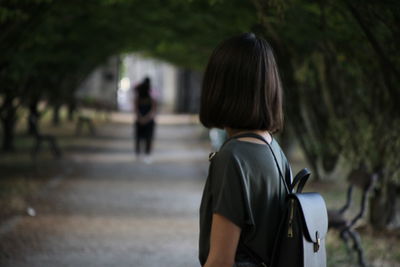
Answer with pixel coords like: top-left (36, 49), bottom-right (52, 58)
top-left (199, 138), bottom-right (291, 266)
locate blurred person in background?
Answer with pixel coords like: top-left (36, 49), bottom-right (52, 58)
top-left (134, 77), bottom-right (157, 163)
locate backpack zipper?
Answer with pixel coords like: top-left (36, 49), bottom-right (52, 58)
top-left (287, 199), bottom-right (295, 237)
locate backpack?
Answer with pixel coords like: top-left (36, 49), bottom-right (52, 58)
top-left (231, 133), bottom-right (328, 267)
top-left (270, 169), bottom-right (328, 267)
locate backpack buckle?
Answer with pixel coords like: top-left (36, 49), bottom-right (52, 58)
top-left (208, 152), bottom-right (217, 161)
top-left (313, 231), bottom-right (320, 252)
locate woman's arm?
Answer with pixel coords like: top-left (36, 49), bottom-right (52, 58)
top-left (147, 98), bottom-right (157, 120)
top-left (204, 213), bottom-right (241, 267)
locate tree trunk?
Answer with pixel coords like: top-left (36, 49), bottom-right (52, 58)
top-left (322, 154), bottom-right (340, 173)
top-left (28, 100), bottom-right (39, 135)
top-left (67, 101), bottom-right (76, 121)
top-left (1, 96), bottom-right (17, 151)
top-left (1, 117), bottom-right (16, 151)
top-left (369, 181), bottom-right (400, 229)
top-left (52, 104), bottom-right (61, 126)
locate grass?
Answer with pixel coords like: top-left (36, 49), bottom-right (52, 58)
top-left (325, 224), bottom-right (400, 266)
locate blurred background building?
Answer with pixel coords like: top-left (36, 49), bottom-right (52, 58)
top-left (76, 54), bottom-right (201, 114)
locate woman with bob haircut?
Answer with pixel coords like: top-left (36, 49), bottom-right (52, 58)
top-left (199, 33), bottom-right (292, 267)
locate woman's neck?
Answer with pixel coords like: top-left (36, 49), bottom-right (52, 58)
top-left (225, 128), bottom-right (272, 144)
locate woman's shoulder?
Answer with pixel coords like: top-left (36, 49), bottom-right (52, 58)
top-left (213, 138), bottom-right (262, 164)
top-left (216, 138), bottom-right (289, 166)
top-left (211, 140), bottom-right (244, 165)
top-left (214, 136), bottom-right (287, 156)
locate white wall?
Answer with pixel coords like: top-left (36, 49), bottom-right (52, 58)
top-left (76, 54), bottom-right (179, 113)
top-left (76, 56), bottom-right (119, 108)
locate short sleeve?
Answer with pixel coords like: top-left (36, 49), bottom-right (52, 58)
top-left (210, 153), bottom-right (249, 228)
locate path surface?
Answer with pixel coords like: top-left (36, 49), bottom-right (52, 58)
top-left (0, 115), bottom-right (209, 267)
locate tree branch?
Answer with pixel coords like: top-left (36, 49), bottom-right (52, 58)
top-left (346, 2), bottom-right (400, 77)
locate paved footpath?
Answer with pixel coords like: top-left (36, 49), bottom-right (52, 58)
top-left (0, 115), bottom-right (210, 267)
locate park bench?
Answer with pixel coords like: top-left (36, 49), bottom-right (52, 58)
top-left (29, 114), bottom-right (62, 159)
top-left (75, 115), bottom-right (96, 136)
top-left (328, 165), bottom-right (378, 267)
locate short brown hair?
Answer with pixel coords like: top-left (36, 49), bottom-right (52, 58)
top-left (199, 33), bottom-right (283, 132)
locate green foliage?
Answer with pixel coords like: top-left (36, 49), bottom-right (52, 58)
top-left (0, 0), bottom-right (399, 189)
top-left (0, 0), bottom-right (257, 98)
top-left (252, 0), bottom-right (400, 182)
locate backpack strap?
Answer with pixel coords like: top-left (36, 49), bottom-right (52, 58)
top-left (292, 168), bottom-right (311, 193)
top-left (230, 133), bottom-right (311, 193)
top-left (230, 133), bottom-right (291, 194)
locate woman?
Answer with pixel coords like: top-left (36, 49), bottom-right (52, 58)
top-left (199, 33), bottom-right (292, 267)
top-left (134, 77), bottom-right (157, 163)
